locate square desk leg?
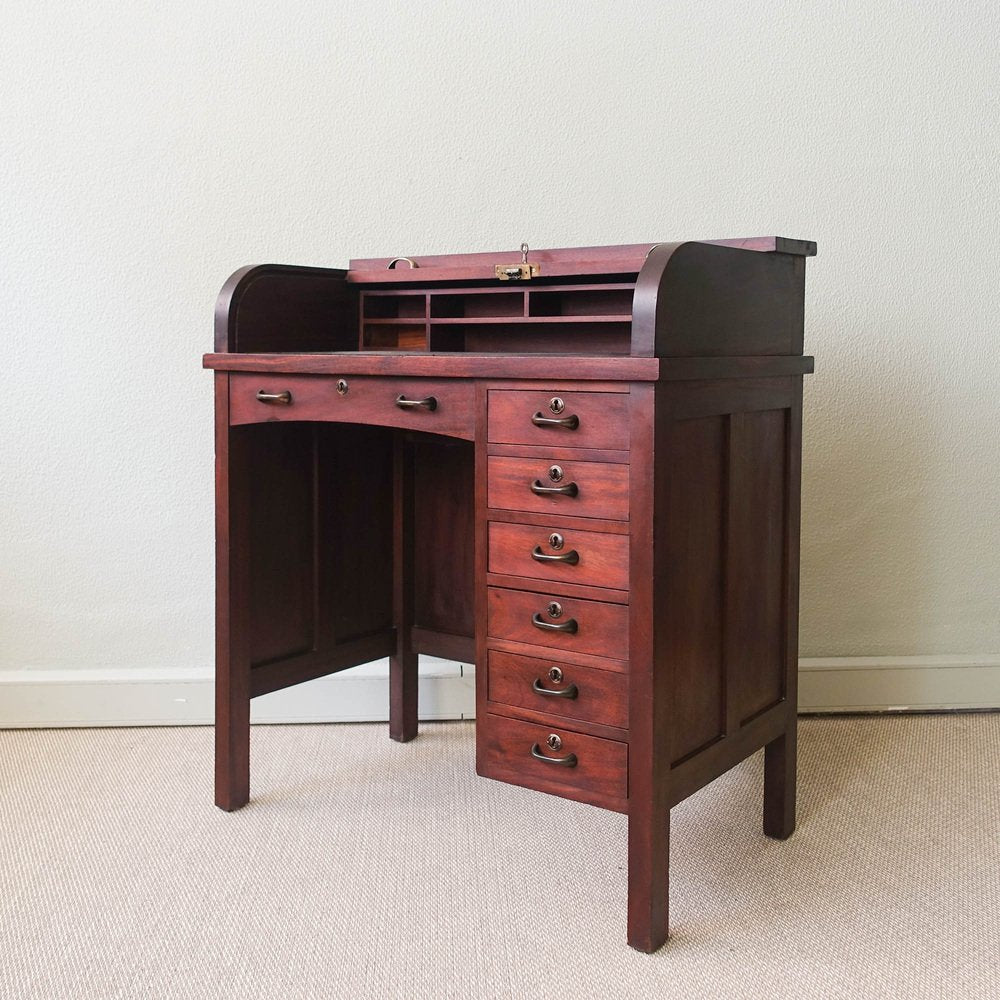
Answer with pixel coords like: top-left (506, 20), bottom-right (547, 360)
top-left (390, 433), bottom-right (417, 743)
top-left (215, 377), bottom-right (251, 811)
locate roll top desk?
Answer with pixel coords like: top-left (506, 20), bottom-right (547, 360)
top-left (204, 238), bottom-right (816, 952)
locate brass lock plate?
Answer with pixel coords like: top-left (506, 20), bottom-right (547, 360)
top-left (495, 262), bottom-right (540, 281)
top-left (495, 242), bottom-right (540, 281)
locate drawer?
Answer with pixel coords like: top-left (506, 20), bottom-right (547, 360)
top-left (488, 521), bottom-right (629, 591)
top-left (479, 713), bottom-right (627, 807)
top-left (228, 373), bottom-right (475, 439)
top-left (488, 587), bottom-right (628, 660)
top-left (487, 456), bottom-right (629, 521)
top-left (487, 649), bottom-right (628, 729)
top-left (488, 389), bottom-right (629, 450)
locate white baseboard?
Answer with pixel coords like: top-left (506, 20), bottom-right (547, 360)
top-left (797, 654), bottom-right (1000, 712)
top-left (0, 658), bottom-right (474, 729)
top-left (0, 655), bottom-right (997, 729)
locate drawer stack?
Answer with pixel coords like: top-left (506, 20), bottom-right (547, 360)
top-left (479, 387), bottom-right (631, 812)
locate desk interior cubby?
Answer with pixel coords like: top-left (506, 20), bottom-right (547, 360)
top-left (359, 282), bottom-right (636, 353)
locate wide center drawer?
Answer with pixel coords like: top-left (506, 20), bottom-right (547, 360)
top-left (488, 521), bottom-right (629, 591)
top-left (488, 389), bottom-right (629, 450)
top-left (487, 456), bottom-right (629, 521)
top-left (228, 373), bottom-right (475, 439)
top-left (488, 587), bottom-right (628, 660)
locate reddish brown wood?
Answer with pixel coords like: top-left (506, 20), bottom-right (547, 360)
top-left (479, 712), bottom-right (628, 810)
top-left (626, 382), bottom-right (670, 952)
top-left (487, 520), bottom-right (630, 591)
top-left (347, 237), bottom-right (814, 281)
top-left (487, 388), bottom-right (630, 451)
top-left (214, 373), bottom-right (251, 811)
top-left (765, 386), bottom-right (804, 839)
top-left (487, 649), bottom-right (628, 729)
top-left (487, 456), bottom-right (629, 521)
top-left (486, 443), bottom-right (631, 464)
top-left (204, 352), bottom-right (661, 381)
top-left (390, 436), bottom-right (417, 742)
top-left (210, 238), bottom-right (814, 954)
top-left (487, 636), bottom-right (627, 673)
top-left (412, 438), bottom-right (476, 648)
top-left (486, 573), bottom-right (627, 606)
top-left (215, 264), bottom-right (355, 353)
top-left (228, 372), bottom-right (476, 441)
top-left (487, 587), bottom-right (629, 660)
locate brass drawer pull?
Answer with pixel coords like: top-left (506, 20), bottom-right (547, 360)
top-left (530, 743), bottom-right (578, 767)
top-left (532, 679), bottom-right (579, 699)
top-left (532, 613), bottom-right (578, 634)
top-left (530, 480), bottom-right (579, 498)
top-left (256, 389), bottom-right (292, 405)
top-left (531, 545), bottom-right (579, 565)
top-left (395, 395), bottom-right (437, 411)
top-left (531, 411), bottom-right (580, 430)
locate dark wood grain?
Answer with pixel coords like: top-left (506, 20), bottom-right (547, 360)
top-left (390, 435), bottom-right (417, 742)
top-left (488, 388), bottom-right (630, 450)
top-left (210, 238), bottom-right (814, 954)
top-left (204, 353), bottom-right (661, 381)
top-left (626, 381), bottom-right (671, 952)
top-left (488, 520), bottom-right (630, 591)
top-left (479, 712), bottom-right (628, 810)
top-left (487, 587), bottom-right (629, 660)
top-left (228, 372), bottom-right (475, 441)
top-left (487, 456), bottom-right (629, 521)
top-left (413, 438), bottom-right (475, 643)
top-left (634, 242), bottom-right (806, 358)
top-left (487, 649), bottom-right (628, 729)
top-left (214, 264), bottom-right (355, 353)
top-left (214, 373), bottom-right (251, 811)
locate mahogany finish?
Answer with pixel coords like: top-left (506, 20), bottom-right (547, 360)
top-left (487, 520), bottom-right (630, 592)
top-left (486, 649), bottom-right (629, 730)
top-left (487, 388), bottom-right (630, 451)
top-left (487, 456), bottom-right (630, 521)
top-left (206, 237), bottom-right (815, 953)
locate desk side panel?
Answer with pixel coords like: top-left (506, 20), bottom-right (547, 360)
top-left (233, 420), bottom-right (395, 694)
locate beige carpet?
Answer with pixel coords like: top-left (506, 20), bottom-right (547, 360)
top-left (0, 715), bottom-right (996, 999)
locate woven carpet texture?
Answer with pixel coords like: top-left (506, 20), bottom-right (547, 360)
top-left (1, 715), bottom-right (997, 999)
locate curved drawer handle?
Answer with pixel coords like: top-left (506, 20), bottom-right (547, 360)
top-left (256, 390), bottom-right (292, 405)
top-left (530, 743), bottom-right (578, 767)
top-left (531, 545), bottom-right (580, 565)
top-left (531, 411), bottom-right (580, 430)
top-left (395, 395), bottom-right (437, 411)
top-left (530, 480), bottom-right (578, 498)
top-left (532, 613), bottom-right (578, 634)
top-left (532, 679), bottom-right (579, 699)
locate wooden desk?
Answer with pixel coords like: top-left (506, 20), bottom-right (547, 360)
top-left (204, 238), bottom-right (816, 952)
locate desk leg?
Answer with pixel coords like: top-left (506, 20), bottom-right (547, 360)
top-left (627, 798), bottom-right (670, 953)
top-left (390, 435), bottom-right (418, 742)
top-left (215, 659), bottom-right (250, 811)
top-left (763, 727), bottom-right (796, 839)
top-left (215, 386), bottom-right (251, 811)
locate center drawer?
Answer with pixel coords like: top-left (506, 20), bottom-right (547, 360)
top-left (228, 373), bottom-right (475, 439)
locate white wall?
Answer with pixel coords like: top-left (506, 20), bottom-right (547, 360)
top-left (2, 1), bottom-right (998, 719)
